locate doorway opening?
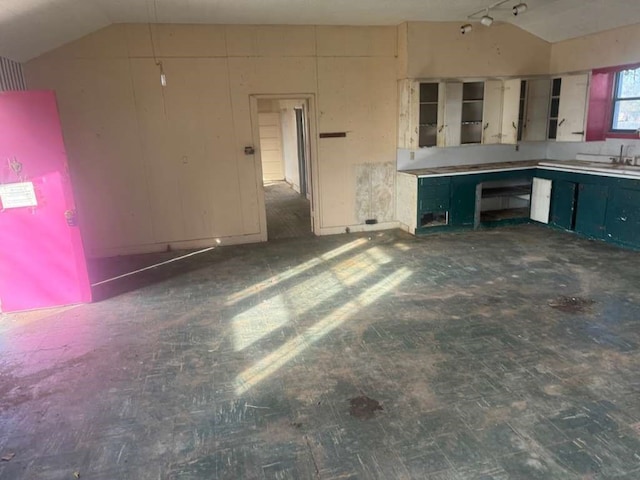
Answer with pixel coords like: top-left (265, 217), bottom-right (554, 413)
top-left (256, 98), bottom-right (314, 240)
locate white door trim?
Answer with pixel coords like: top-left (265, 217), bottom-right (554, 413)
top-left (249, 93), bottom-right (320, 237)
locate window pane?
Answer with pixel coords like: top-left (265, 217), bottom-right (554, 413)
top-left (617, 68), bottom-right (640, 99)
top-left (548, 119), bottom-right (557, 139)
top-left (420, 83), bottom-right (439, 103)
top-left (420, 104), bottom-right (438, 125)
top-left (550, 98), bottom-right (560, 118)
top-left (612, 99), bottom-right (640, 130)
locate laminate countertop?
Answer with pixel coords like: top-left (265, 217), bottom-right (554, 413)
top-left (538, 160), bottom-right (640, 179)
top-left (399, 160), bottom-right (640, 180)
top-left (399, 160), bottom-right (541, 178)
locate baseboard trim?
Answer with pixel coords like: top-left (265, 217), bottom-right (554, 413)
top-left (88, 232), bottom-right (266, 258)
top-left (317, 221), bottom-right (401, 236)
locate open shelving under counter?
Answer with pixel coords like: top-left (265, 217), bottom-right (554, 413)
top-left (478, 179), bottom-right (532, 225)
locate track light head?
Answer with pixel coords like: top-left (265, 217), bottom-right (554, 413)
top-left (480, 15), bottom-right (494, 26)
top-left (460, 23), bottom-right (473, 34)
top-left (512, 3), bottom-right (527, 15)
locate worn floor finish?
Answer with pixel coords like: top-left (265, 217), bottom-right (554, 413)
top-left (1, 225), bottom-right (640, 479)
top-left (264, 181), bottom-right (312, 240)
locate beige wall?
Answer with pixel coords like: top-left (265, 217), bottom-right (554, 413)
top-left (25, 24), bottom-right (398, 256)
top-left (396, 23), bottom-right (409, 80)
top-left (550, 23), bottom-right (640, 74)
top-left (26, 20), bottom-right (635, 257)
top-left (405, 22), bottom-right (551, 79)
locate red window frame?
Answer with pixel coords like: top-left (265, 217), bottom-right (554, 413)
top-left (586, 62), bottom-right (640, 142)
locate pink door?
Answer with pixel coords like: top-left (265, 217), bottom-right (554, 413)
top-left (0, 91), bottom-right (91, 312)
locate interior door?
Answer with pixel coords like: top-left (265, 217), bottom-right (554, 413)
top-left (0, 91), bottom-right (91, 312)
top-left (295, 107), bottom-right (307, 197)
top-left (258, 112), bottom-right (285, 182)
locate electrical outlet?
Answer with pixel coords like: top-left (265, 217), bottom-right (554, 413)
top-left (409, 151), bottom-right (415, 161)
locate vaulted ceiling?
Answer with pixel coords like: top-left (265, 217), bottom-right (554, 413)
top-left (1, 0), bottom-right (639, 62)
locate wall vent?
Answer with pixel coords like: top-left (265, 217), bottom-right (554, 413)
top-left (0, 57), bottom-right (26, 92)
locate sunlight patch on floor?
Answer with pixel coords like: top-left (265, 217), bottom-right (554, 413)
top-left (234, 267), bottom-right (412, 395)
top-left (225, 238), bottom-right (367, 306)
top-left (232, 295), bottom-right (291, 352)
top-left (231, 247), bottom-right (392, 352)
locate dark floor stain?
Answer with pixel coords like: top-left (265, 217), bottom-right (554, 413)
top-left (549, 296), bottom-right (595, 313)
top-left (349, 396), bottom-right (383, 419)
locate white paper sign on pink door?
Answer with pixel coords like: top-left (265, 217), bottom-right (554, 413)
top-left (0, 181), bottom-right (38, 209)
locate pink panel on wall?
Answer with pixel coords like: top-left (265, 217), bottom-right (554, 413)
top-left (0, 90), bottom-right (91, 312)
top-left (585, 72), bottom-right (613, 142)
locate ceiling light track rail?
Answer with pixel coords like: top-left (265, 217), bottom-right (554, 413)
top-left (460, 1), bottom-right (527, 34)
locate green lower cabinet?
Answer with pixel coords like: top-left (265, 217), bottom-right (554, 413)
top-left (537, 168), bottom-right (640, 249)
top-left (550, 180), bottom-right (577, 230)
top-left (605, 187), bottom-right (640, 246)
top-left (410, 167), bottom-right (640, 249)
top-left (418, 177), bottom-right (451, 228)
top-left (574, 183), bottom-right (609, 240)
top-left (450, 177), bottom-right (477, 226)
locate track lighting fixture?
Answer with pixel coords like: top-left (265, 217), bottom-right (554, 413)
top-left (480, 14), bottom-right (494, 26)
top-left (512, 3), bottom-right (527, 15)
top-left (460, 1), bottom-right (528, 34)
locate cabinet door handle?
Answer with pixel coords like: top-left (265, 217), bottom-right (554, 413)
top-left (572, 131), bottom-right (585, 135)
top-left (483, 123), bottom-right (489, 131)
top-left (438, 125), bottom-right (446, 133)
top-left (512, 121), bottom-right (517, 130)
top-left (558, 118), bottom-right (566, 127)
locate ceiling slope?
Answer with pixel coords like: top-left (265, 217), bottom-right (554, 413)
top-left (1, 0), bottom-right (639, 62)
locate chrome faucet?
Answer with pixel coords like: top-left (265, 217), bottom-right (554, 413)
top-left (609, 145), bottom-right (639, 166)
top-left (611, 145), bottom-right (624, 164)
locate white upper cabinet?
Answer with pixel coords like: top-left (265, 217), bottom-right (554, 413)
top-left (483, 80), bottom-right (504, 144)
top-left (522, 78), bottom-right (551, 142)
top-left (460, 81), bottom-right (484, 145)
top-left (441, 82), bottom-right (463, 147)
top-left (500, 79), bottom-right (522, 144)
top-left (405, 72), bottom-right (590, 149)
top-left (398, 79), bottom-right (419, 149)
top-left (556, 73), bottom-right (589, 142)
top-left (417, 82), bottom-right (439, 148)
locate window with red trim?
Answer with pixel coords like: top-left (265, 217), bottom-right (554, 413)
top-left (611, 68), bottom-right (640, 131)
top-left (586, 62), bottom-right (640, 141)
